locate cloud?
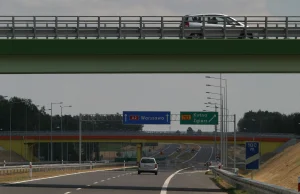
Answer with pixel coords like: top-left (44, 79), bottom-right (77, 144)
top-left (0, 0), bottom-right (270, 16)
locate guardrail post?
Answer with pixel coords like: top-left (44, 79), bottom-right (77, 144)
top-left (3, 160), bottom-right (6, 167)
top-left (62, 160), bottom-right (63, 164)
top-left (285, 17), bottom-right (288, 39)
top-left (12, 16), bottom-right (15, 39)
top-left (29, 162), bottom-right (32, 179)
top-left (97, 16), bottom-right (100, 39)
top-left (160, 16), bottom-right (164, 39)
top-left (90, 161), bottom-right (92, 169)
top-left (46, 23), bottom-right (49, 39)
top-left (124, 160), bottom-right (125, 172)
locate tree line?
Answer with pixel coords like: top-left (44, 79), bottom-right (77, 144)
top-left (0, 95), bottom-right (143, 132)
top-left (237, 110), bottom-right (300, 134)
top-left (0, 95), bottom-right (143, 161)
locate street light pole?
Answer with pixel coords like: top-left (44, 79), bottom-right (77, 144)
top-left (79, 114), bottom-right (82, 164)
top-left (206, 75), bottom-right (228, 167)
top-left (224, 79), bottom-right (228, 167)
top-left (60, 105), bottom-right (72, 161)
top-left (50, 104), bottom-right (52, 161)
top-left (50, 102), bottom-right (63, 162)
top-left (60, 106), bottom-right (63, 161)
top-left (214, 105), bottom-right (217, 161)
top-left (38, 107), bottom-right (41, 161)
top-left (25, 105), bottom-right (28, 160)
top-left (9, 105), bottom-right (12, 162)
top-left (234, 114), bottom-right (236, 169)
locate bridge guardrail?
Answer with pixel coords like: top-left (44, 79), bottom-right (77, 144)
top-left (0, 161), bottom-right (136, 176)
top-left (1, 16), bottom-right (300, 39)
top-left (210, 167), bottom-right (298, 194)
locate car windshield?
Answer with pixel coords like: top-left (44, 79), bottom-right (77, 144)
top-left (141, 159), bottom-right (155, 163)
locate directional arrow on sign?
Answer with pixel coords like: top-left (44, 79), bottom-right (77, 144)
top-left (209, 114), bottom-right (216, 123)
top-left (124, 114), bottom-right (127, 122)
top-left (166, 114), bottom-right (169, 122)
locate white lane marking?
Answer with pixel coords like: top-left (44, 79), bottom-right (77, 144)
top-left (94, 182), bottom-right (98, 184)
top-left (117, 175), bottom-right (120, 177)
top-left (10, 166), bottom-right (135, 184)
top-left (112, 177), bottom-right (116, 179)
top-left (177, 170), bottom-right (207, 175)
top-left (182, 146), bottom-right (201, 164)
top-left (207, 147), bottom-right (214, 161)
top-left (167, 150), bottom-right (176, 157)
top-left (86, 185), bottom-right (90, 187)
top-left (76, 188), bottom-right (81, 191)
top-left (160, 167), bottom-right (191, 194)
top-left (101, 180), bottom-right (105, 182)
top-left (107, 178), bottom-right (111, 180)
top-left (175, 148), bottom-right (190, 159)
top-left (151, 144), bottom-right (171, 157)
top-left (64, 192), bottom-right (71, 194)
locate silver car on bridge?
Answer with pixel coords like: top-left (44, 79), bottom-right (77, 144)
top-left (180, 13), bottom-right (254, 39)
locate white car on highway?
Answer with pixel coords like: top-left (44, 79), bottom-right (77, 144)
top-left (138, 157), bottom-right (158, 175)
top-left (180, 13), bottom-right (254, 39)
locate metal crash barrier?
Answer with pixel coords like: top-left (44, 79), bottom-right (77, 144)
top-left (0, 161), bottom-right (136, 177)
top-left (1, 16), bottom-right (300, 39)
top-left (210, 167), bottom-right (298, 194)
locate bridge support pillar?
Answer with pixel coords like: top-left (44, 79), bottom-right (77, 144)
top-left (136, 143), bottom-right (142, 163)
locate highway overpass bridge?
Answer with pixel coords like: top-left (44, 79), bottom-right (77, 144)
top-left (0, 15), bottom-right (299, 161)
top-left (0, 15), bottom-right (300, 73)
top-left (0, 131), bottom-right (296, 162)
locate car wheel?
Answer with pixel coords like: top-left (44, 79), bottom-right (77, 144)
top-left (239, 33), bottom-right (253, 39)
top-left (155, 172), bottom-right (158, 175)
top-left (188, 33), bottom-right (203, 39)
top-left (138, 171), bottom-right (141, 174)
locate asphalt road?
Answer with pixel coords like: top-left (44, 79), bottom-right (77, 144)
top-left (148, 144), bottom-right (179, 158)
top-left (0, 144), bottom-right (225, 194)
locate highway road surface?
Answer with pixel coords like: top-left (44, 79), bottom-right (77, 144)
top-left (0, 169), bottom-right (225, 194)
top-left (0, 144), bottom-right (226, 194)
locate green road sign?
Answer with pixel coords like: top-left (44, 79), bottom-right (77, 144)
top-left (180, 112), bottom-right (218, 125)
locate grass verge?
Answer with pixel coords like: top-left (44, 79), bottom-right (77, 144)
top-left (205, 170), bottom-right (213, 175)
top-left (0, 166), bottom-right (135, 183)
top-left (211, 177), bottom-right (248, 194)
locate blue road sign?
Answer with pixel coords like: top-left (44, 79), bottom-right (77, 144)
top-left (245, 141), bottom-right (260, 170)
top-left (122, 111), bottom-right (171, 125)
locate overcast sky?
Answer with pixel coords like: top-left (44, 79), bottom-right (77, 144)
top-left (0, 0), bottom-right (299, 132)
